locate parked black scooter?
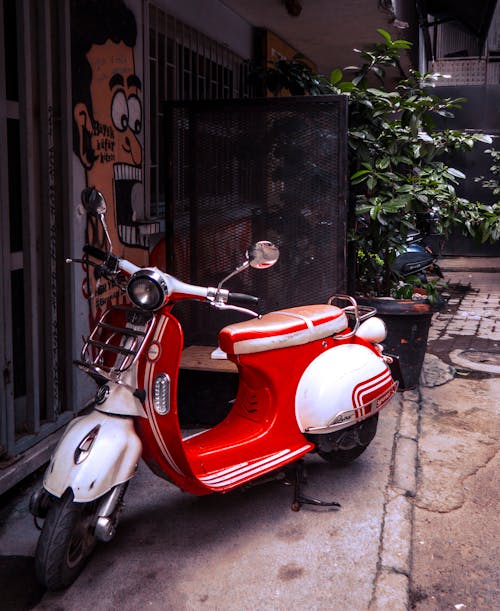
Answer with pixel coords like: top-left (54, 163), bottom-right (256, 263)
top-left (392, 209), bottom-right (444, 281)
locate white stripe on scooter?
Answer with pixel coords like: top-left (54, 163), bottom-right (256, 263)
top-left (355, 372), bottom-right (392, 407)
top-left (354, 369), bottom-right (391, 402)
top-left (200, 461), bottom-right (251, 483)
top-left (353, 370), bottom-right (391, 408)
top-left (357, 374), bottom-right (392, 407)
top-left (201, 446), bottom-right (311, 489)
top-left (143, 316), bottom-right (184, 475)
top-left (200, 452), bottom-right (289, 484)
top-left (200, 445), bottom-right (310, 488)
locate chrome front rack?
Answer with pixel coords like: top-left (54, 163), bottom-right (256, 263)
top-left (74, 305), bottom-right (155, 381)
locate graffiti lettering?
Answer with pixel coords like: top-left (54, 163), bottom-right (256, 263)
top-left (96, 138), bottom-right (115, 152)
top-left (93, 122), bottom-right (114, 138)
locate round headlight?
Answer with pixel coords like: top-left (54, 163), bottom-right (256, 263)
top-left (127, 269), bottom-right (168, 310)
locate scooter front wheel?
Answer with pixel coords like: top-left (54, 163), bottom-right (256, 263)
top-left (35, 490), bottom-right (98, 590)
top-left (314, 414), bottom-right (379, 466)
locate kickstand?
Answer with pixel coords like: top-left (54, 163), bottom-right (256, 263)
top-left (291, 460), bottom-right (341, 512)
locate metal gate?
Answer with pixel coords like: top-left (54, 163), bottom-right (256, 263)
top-left (164, 96), bottom-right (349, 345)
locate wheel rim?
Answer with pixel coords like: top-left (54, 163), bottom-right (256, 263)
top-left (66, 505), bottom-right (97, 569)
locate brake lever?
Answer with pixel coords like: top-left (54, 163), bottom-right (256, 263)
top-left (210, 301), bottom-right (260, 318)
top-left (66, 257), bottom-right (126, 290)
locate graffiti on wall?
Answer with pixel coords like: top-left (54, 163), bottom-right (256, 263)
top-left (71, 0), bottom-right (149, 323)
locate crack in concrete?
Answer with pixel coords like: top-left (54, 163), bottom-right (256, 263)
top-left (414, 446), bottom-right (499, 514)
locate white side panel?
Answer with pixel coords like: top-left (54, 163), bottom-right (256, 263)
top-left (295, 344), bottom-right (388, 432)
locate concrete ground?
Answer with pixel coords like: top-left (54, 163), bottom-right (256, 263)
top-left (0, 257), bottom-right (498, 610)
top-left (410, 258), bottom-right (500, 610)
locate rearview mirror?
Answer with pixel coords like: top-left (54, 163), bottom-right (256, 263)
top-left (247, 241), bottom-right (280, 269)
top-left (217, 240), bottom-right (279, 289)
top-left (81, 188), bottom-right (107, 216)
top-left (80, 188), bottom-right (112, 252)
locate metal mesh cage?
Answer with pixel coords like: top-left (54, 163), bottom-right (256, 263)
top-left (164, 96), bottom-right (348, 344)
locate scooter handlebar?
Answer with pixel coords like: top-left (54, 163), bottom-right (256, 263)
top-left (83, 244), bottom-right (107, 261)
top-left (227, 292), bottom-right (259, 307)
top-left (82, 245), bottom-right (140, 276)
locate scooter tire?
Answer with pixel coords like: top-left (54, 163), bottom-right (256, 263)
top-left (315, 414), bottom-right (379, 466)
top-left (35, 490), bottom-right (98, 591)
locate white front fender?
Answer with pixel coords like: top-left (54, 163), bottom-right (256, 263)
top-left (43, 410), bottom-right (142, 502)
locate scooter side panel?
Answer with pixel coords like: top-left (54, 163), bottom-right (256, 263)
top-left (295, 343), bottom-right (394, 432)
top-left (135, 310), bottom-right (208, 495)
top-left (43, 411), bottom-right (142, 502)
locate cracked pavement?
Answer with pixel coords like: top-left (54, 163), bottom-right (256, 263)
top-left (410, 264), bottom-right (500, 610)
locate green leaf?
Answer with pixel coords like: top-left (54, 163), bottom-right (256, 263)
top-left (377, 29), bottom-right (393, 44)
top-left (475, 133), bottom-right (493, 144)
top-left (338, 81), bottom-right (355, 92)
top-left (376, 157), bottom-right (390, 170)
top-left (330, 68), bottom-right (343, 85)
top-left (393, 39), bottom-right (413, 49)
top-left (367, 88), bottom-right (391, 98)
top-left (447, 167), bottom-right (466, 179)
top-left (351, 169), bottom-right (371, 180)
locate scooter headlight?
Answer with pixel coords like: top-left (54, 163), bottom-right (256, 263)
top-left (127, 269), bottom-right (168, 311)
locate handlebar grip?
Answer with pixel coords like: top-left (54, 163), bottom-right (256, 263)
top-left (83, 244), bottom-right (107, 261)
top-left (227, 292), bottom-right (259, 307)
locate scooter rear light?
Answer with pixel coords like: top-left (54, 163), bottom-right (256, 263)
top-left (153, 373), bottom-right (170, 415)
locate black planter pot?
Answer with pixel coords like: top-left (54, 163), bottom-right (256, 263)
top-left (357, 297), bottom-right (435, 390)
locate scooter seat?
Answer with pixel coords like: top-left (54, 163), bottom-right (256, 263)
top-left (219, 304), bottom-right (348, 355)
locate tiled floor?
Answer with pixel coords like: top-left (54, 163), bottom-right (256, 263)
top-left (427, 269), bottom-right (500, 367)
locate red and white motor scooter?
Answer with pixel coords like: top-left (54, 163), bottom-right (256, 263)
top-left (30, 188), bottom-right (398, 590)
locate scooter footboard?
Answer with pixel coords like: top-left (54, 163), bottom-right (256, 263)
top-left (43, 410), bottom-right (142, 502)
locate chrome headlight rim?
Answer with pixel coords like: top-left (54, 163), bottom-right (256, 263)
top-left (126, 269), bottom-right (168, 311)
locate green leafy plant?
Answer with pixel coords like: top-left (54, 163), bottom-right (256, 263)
top-left (249, 30), bottom-right (496, 299)
top-left (474, 147), bottom-right (500, 242)
top-left (334, 31), bottom-right (493, 297)
top-left (392, 275), bottom-right (447, 305)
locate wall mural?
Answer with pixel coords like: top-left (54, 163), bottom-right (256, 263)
top-left (71, 0), bottom-right (149, 324)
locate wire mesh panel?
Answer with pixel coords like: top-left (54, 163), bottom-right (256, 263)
top-left (164, 96), bottom-right (348, 345)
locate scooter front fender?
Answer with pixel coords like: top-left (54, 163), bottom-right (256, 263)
top-left (43, 410), bottom-right (142, 502)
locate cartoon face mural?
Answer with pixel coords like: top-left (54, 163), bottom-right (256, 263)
top-left (72, 0), bottom-right (149, 320)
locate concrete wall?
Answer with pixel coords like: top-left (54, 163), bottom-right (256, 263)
top-left (157, 0), bottom-right (253, 59)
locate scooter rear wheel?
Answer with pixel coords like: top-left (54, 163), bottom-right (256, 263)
top-left (35, 490), bottom-right (98, 590)
top-left (315, 414), bottom-right (379, 466)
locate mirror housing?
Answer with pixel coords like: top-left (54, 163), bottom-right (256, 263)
top-left (218, 240), bottom-right (279, 288)
top-left (247, 241), bottom-right (280, 269)
top-left (81, 188), bottom-right (107, 216)
top-left (81, 188), bottom-right (113, 252)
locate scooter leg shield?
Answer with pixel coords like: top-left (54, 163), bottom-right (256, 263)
top-left (43, 410), bottom-right (142, 503)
